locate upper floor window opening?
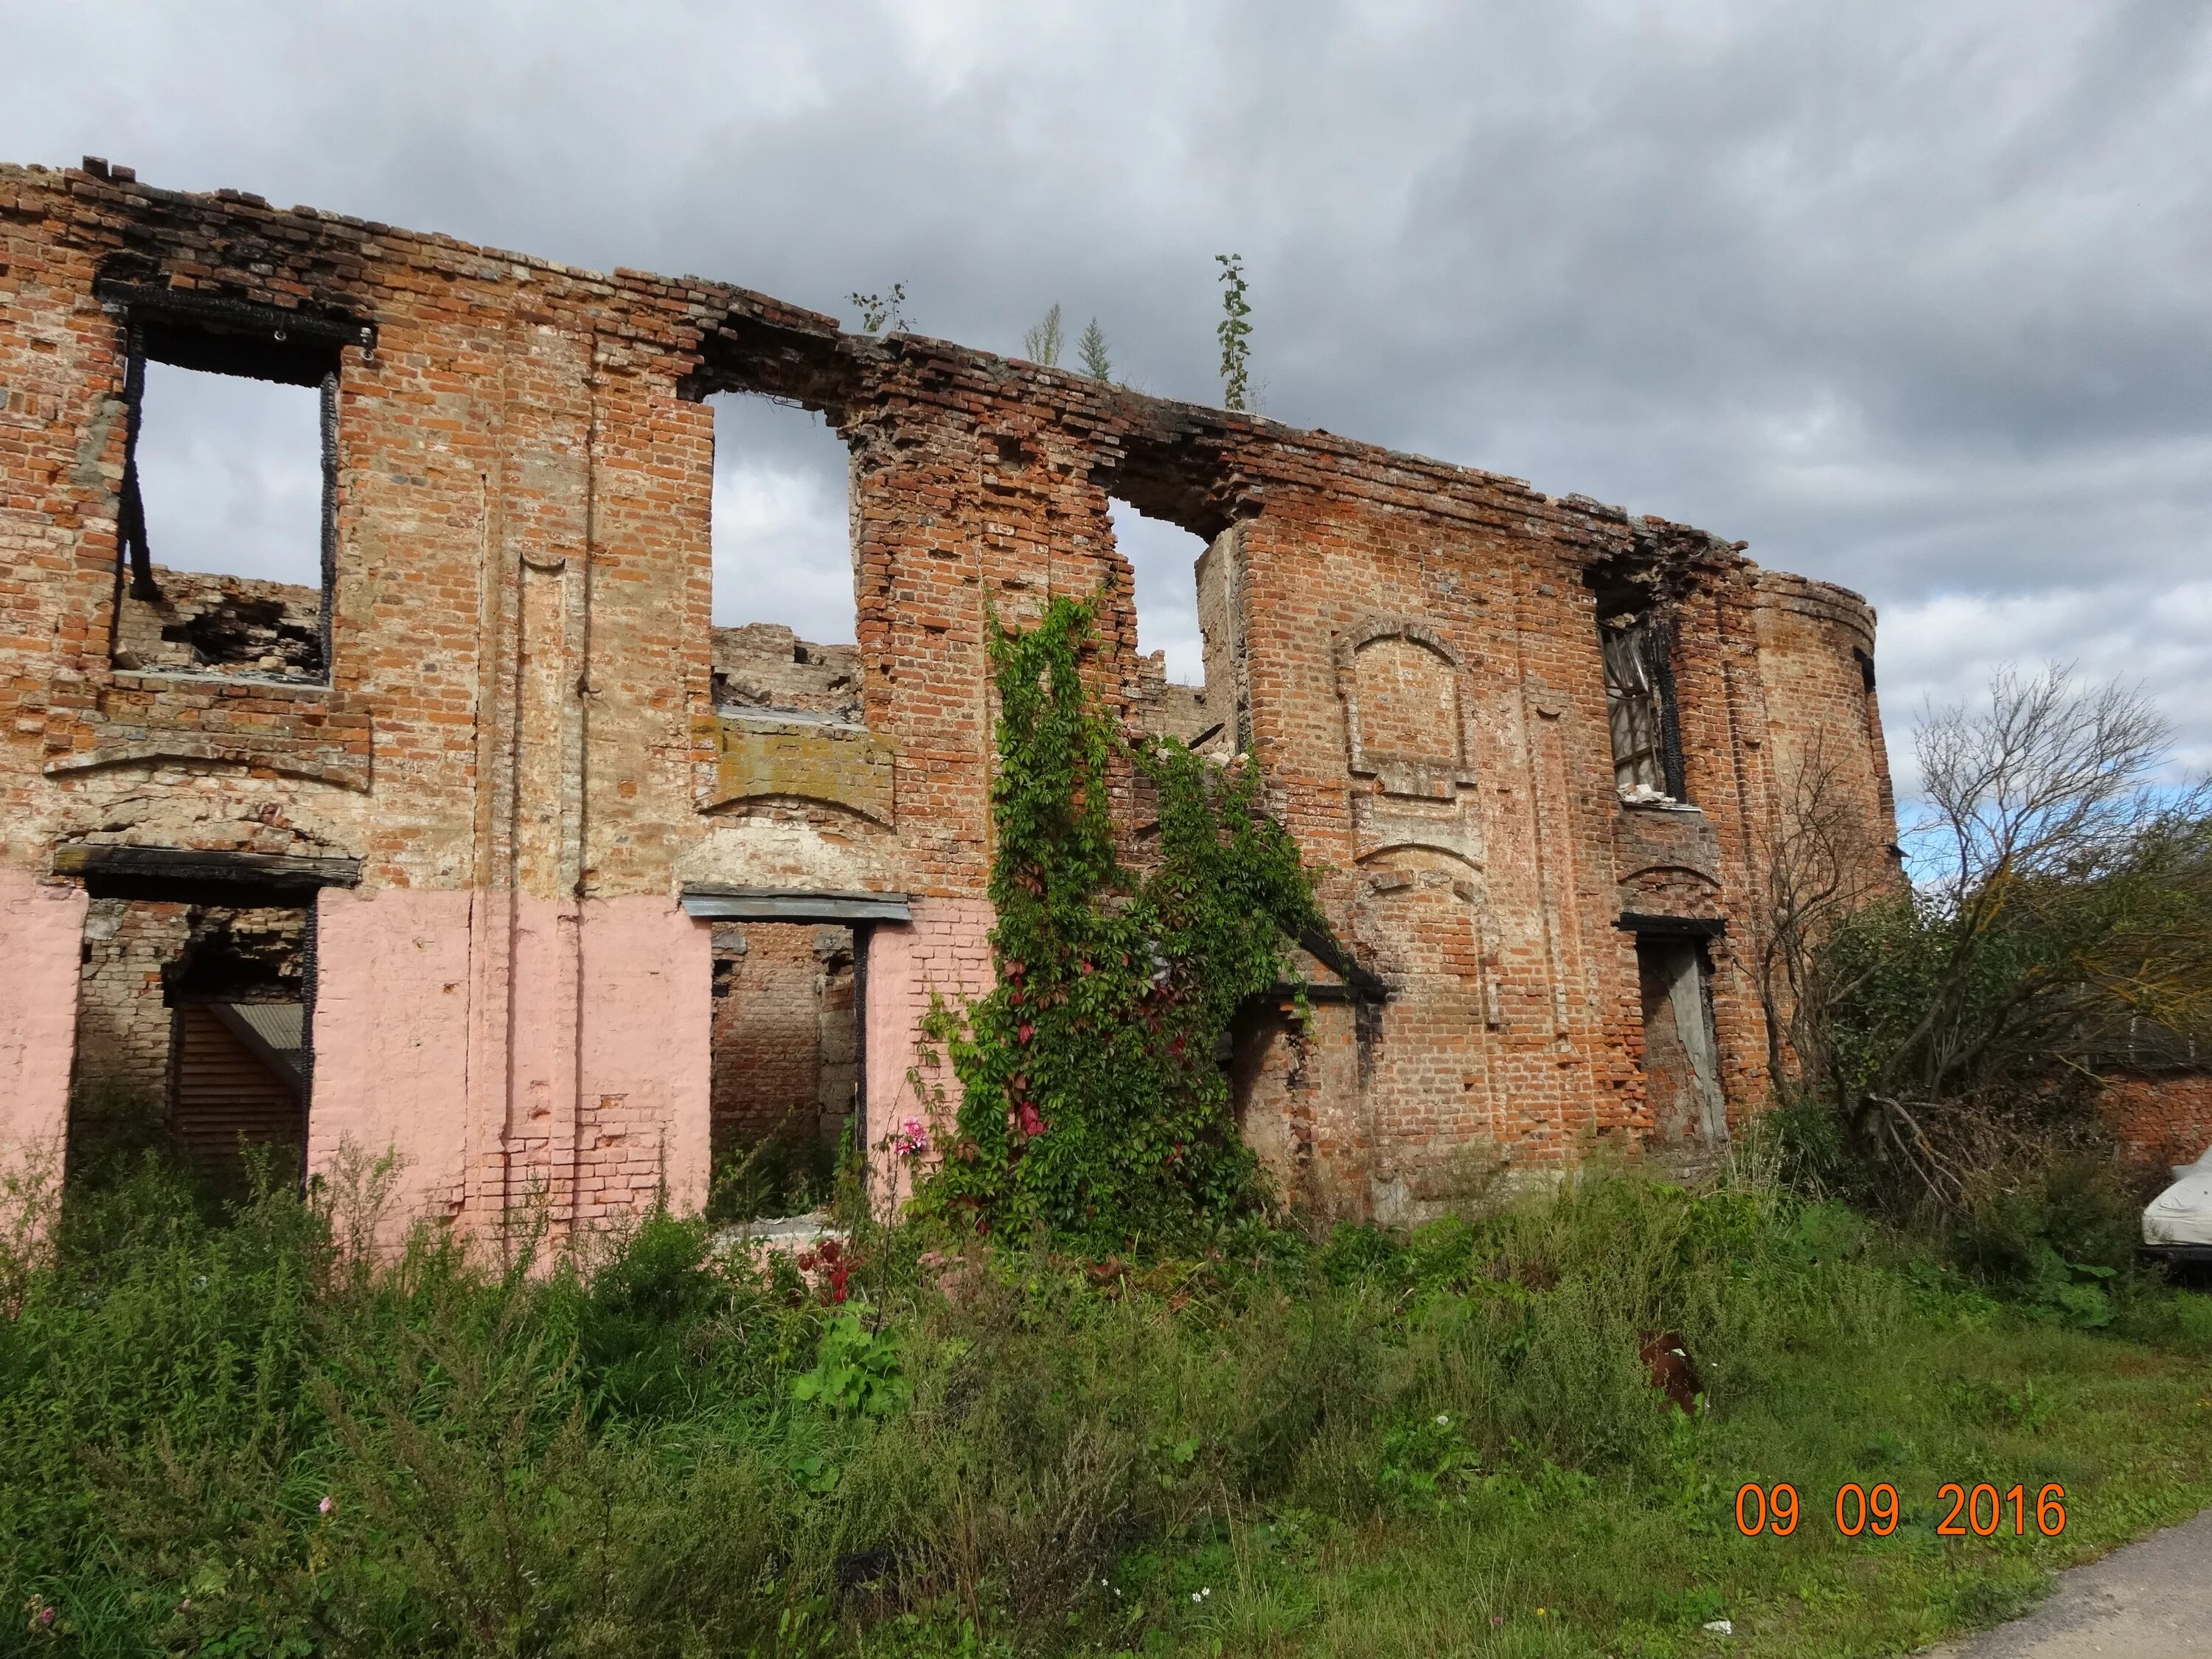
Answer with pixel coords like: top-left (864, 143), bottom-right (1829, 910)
top-left (108, 301), bottom-right (341, 686)
top-left (1600, 610), bottom-right (1686, 804)
top-left (1111, 498), bottom-right (1232, 757)
top-left (708, 392), bottom-right (859, 723)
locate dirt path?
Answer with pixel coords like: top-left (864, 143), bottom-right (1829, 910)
top-left (1921, 1509), bottom-right (2212, 1656)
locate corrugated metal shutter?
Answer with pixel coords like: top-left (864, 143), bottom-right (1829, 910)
top-left (226, 1001), bottom-right (304, 1060)
top-left (171, 1003), bottom-right (305, 1189)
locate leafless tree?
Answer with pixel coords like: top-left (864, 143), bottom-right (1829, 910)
top-left (1916, 666), bottom-right (2177, 906)
top-left (1750, 728), bottom-right (1891, 1088)
top-left (1763, 664), bottom-right (2212, 1215)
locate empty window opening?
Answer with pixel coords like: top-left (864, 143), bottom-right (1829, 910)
top-left (1634, 935), bottom-right (1726, 1167)
top-left (709, 393), bottom-right (858, 722)
top-left (1599, 604), bottom-right (1685, 803)
top-left (1112, 498), bottom-right (1234, 755)
top-left (114, 342), bottom-right (335, 684)
top-left (708, 922), bottom-right (858, 1220)
top-left (67, 898), bottom-right (309, 1200)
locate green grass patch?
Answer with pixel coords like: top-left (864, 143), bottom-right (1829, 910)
top-left (2, 1160), bottom-right (2207, 1656)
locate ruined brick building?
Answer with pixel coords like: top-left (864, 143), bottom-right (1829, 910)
top-left (0, 160), bottom-right (1902, 1239)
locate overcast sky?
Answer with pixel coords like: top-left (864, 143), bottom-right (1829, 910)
top-left (8, 1), bottom-right (2208, 794)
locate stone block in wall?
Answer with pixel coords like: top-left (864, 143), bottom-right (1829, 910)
top-left (699, 711), bottom-right (895, 827)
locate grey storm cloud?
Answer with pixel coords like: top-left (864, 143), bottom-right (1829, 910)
top-left (6, 0), bottom-right (2208, 788)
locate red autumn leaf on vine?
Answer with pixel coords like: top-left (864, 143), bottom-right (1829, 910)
top-left (1018, 1101), bottom-right (1047, 1138)
top-left (1018, 1023), bottom-right (1036, 1045)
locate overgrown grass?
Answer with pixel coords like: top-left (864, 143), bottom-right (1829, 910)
top-left (3, 1157), bottom-right (2208, 1657)
top-left (706, 1116), bottom-right (841, 1226)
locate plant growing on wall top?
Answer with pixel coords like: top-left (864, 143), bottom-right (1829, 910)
top-left (919, 596), bottom-right (1324, 1251)
top-left (1215, 253), bottom-right (1252, 411)
top-left (1022, 303), bottom-right (1065, 366)
top-left (848, 283), bottom-right (908, 334)
top-left (1077, 317), bottom-right (1113, 381)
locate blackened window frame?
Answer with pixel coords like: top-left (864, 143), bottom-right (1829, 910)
top-left (97, 281), bottom-right (370, 685)
top-left (1600, 613), bottom-right (1687, 802)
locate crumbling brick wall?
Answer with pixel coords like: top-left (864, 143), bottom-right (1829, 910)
top-left (0, 158), bottom-right (1901, 1241)
top-left (1131, 649), bottom-right (1224, 753)
top-left (114, 565), bottom-right (324, 679)
top-left (712, 625), bottom-right (862, 722)
top-left (72, 898), bottom-right (189, 1101)
top-left (72, 900), bottom-right (306, 1102)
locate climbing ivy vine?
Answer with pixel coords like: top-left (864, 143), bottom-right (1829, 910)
top-left (917, 595), bottom-right (1323, 1251)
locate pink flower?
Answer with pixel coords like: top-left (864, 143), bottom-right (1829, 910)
top-left (319, 1495), bottom-right (335, 1517)
top-left (893, 1118), bottom-right (931, 1159)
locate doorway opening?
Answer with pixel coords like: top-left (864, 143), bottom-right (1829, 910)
top-left (1634, 933), bottom-right (1727, 1169)
top-left (707, 922), bottom-right (859, 1220)
top-left (69, 899), bottom-right (310, 1200)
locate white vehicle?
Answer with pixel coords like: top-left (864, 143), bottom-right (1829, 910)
top-left (2141, 1145), bottom-right (2212, 1267)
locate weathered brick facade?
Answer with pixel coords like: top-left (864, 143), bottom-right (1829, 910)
top-left (0, 160), bottom-right (1899, 1239)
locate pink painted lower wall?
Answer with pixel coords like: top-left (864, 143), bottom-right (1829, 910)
top-left (310, 888), bottom-right (713, 1249)
top-left (0, 867), bottom-right (87, 1214)
top-left (577, 896), bottom-right (713, 1221)
top-left (863, 897), bottom-right (995, 1206)
top-left (487, 894), bottom-right (582, 1231)
top-left (308, 887), bottom-right (476, 1242)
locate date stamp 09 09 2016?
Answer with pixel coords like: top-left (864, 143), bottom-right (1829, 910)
top-left (1733, 1481), bottom-right (2068, 1540)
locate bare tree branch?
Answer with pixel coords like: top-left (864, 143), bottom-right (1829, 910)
top-left (1762, 662), bottom-right (2212, 1220)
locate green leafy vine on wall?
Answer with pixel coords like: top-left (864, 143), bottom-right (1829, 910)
top-left (915, 594), bottom-right (1324, 1251)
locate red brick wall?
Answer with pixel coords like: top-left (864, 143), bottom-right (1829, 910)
top-left (0, 161), bottom-right (1901, 1236)
top-left (2101, 1071), bottom-right (2212, 1173)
